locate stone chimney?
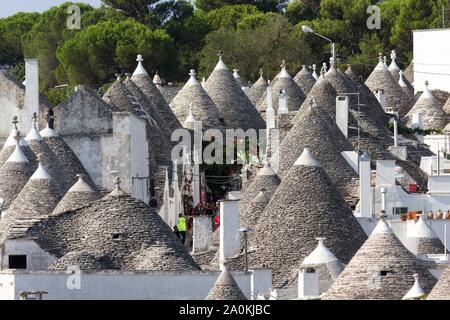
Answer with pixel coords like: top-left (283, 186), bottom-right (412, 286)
top-left (24, 59), bottom-right (39, 133)
top-left (219, 199), bottom-right (241, 270)
top-left (336, 96), bottom-right (349, 138)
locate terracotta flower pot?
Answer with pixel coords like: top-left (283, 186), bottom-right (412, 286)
top-left (446, 210), bottom-right (450, 220)
top-left (428, 211), bottom-right (434, 220)
top-left (437, 209), bottom-right (444, 220)
top-left (400, 214), bottom-right (407, 222)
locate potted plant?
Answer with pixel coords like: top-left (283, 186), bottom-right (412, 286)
top-left (437, 209), bottom-right (444, 220)
top-left (428, 210), bottom-right (434, 220)
top-left (446, 210), bottom-right (450, 220)
top-left (400, 214), bottom-right (407, 222)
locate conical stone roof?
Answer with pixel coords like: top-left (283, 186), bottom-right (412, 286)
top-left (398, 70), bottom-right (415, 107)
top-left (322, 217), bottom-right (437, 300)
top-left (25, 123), bottom-right (71, 194)
top-left (293, 65), bottom-right (316, 96)
top-left (258, 62), bottom-right (305, 113)
top-left (404, 61), bottom-right (414, 84)
top-left (345, 65), bottom-right (388, 125)
top-left (408, 214), bottom-right (446, 256)
top-left (0, 117), bottom-right (36, 168)
top-left (0, 140), bottom-right (33, 209)
top-left (239, 161), bottom-right (281, 229)
top-left (442, 95), bottom-right (450, 115)
top-left (292, 70), bottom-right (337, 123)
top-left (131, 55), bottom-right (182, 133)
top-left (26, 179), bottom-right (200, 271)
top-left (204, 55), bottom-right (265, 130)
top-left (52, 174), bottom-right (101, 215)
top-left (246, 69), bottom-right (268, 107)
top-left (278, 99), bottom-right (359, 199)
top-left (365, 54), bottom-right (411, 117)
top-left (124, 75), bottom-right (174, 166)
top-left (170, 69), bottom-right (225, 130)
top-left (251, 148), bottom-right (367, 287)
top-left (428, 263), bottom-right (450, 299)
top-left (40, 124), bottom-right (95, 189)
top-left (404, 81), bottom-right (448, 130)
top-left (205, 267), bottom-right (247, 300)
top-left (232, 69), bottom-right (245, 88)
top-left (1, 157), bottom-right (64, 239)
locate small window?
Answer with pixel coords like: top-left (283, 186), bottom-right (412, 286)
top-left (9, 255), bottom-right (27, 269)
top-left (393, 207), bottom-right (408, 215)
top-left (380, 271), bottom-right (390, 277)
top-left (305, 268), bottom-right (316, 273)
top-left (112, 233), bottom-right (125, 240)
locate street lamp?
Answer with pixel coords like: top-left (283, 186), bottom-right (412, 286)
top-left (239, 226), bottom-right (252, 271)
top-left (301, 25), bottom-right (336, 64)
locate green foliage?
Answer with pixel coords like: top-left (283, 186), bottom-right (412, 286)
top-left (0, 12), bottom-right (39, 65)
top-left (101, 0), bottom-right (195, 27)
top-left (1, 0), bottom-right (449, 91)
top-left (196, 0), bottom-right (282, 13)
top-left (57, 19), bottom-right (176, 86)
top-left (285, 0), bottom-right (318, 24)
top-left (385, 123), bottom-right (443, 136)
top-left (205, 4), bottom-right (261, 29)
top-left (41, 84), bottom-right (75, 106)
top-left (22, 2), bottom-right (108, 88)
top-left (199, 13), bottom-right (312, 81)
top-left (8, 63), bottom-right (25, 81)
top-left (390, 0), bottom-right (448, 64)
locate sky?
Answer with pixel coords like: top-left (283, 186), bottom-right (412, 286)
top-left (0, 0), bottom-right (102, 18)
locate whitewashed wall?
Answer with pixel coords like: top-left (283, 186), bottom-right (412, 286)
top-left (413, 29), bottom-right (450, 93)
top-left (0, 269), bottom-right (272, 300)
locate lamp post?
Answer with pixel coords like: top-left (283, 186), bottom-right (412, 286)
top-left (239, 226), bottom-right (252, 271)
top-left (301, 25), bottom-right (336, 64)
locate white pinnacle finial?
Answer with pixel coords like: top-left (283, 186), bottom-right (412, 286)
top-left (312, 64), bottom-right (318, 80)
top-left (184, 104), bottom-right (198, 125)
top-left (398, 70), bottom-right (407, 87)
top-left (375, 52), bottom-right (386, 70)
top-left (421, 80), bottom-right (433, 99)
top-left (390, 50), bottom-right (396, 61)
top-left (133, 54), bottom-right (148, 76)
top-left (214, 51), bottom-right (228, 71)
top-left (30, 154), bottom-right (52, 180)
top-left (402, 274), bottom-right (425, 300)
top-left (279, 60), bottom-right (291, 79)
top-left (186, 69), bottom-right (200, 86)
top-left (39, 113), bottom-right (59, 138)
top-left (302, 237), bottom-right (339, 265)
top-left (389, 50), bottom-right (400, 70)
top-left (6, 131), bottom-right (28, 163)
top-left (25, 112), bottom-right (43, 142)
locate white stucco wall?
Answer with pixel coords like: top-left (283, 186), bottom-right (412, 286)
top-left (0, 269), bottom-right (272, 300)
top-left (413, 29), bottom-right (450, 92)
top-left (1, 239), bottom-right (56, 270)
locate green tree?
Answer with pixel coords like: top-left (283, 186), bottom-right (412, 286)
top-left (22, 2), bottom-right (115, 88)
top-left (165, 11), bottom-right (212, 80)
top-left (56, 19), bottom-right (176, 86)
top-left (196, 0), bottom-right (283, 13)
top-left (390, 0), bottom-right (447, 64)
top-left (101, 0), bottom-right (196, 27)
top-left (0, 12), bottom-right (39, 65)
top-left (199, 13), bottom-right (312, 81)
top-left (285, 0), bottom-right (318, 25)
top-left (205, 4), bottom-right (261, 29)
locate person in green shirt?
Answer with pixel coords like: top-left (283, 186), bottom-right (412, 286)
top-left (176, 214), bottom-right (187, 244)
